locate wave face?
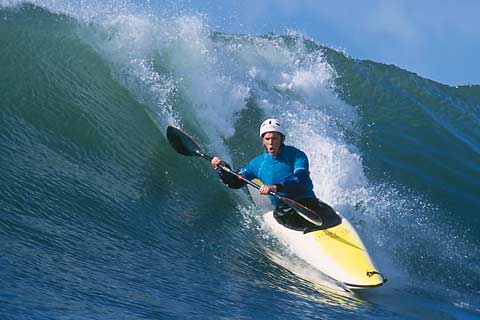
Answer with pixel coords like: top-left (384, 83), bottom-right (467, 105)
top-left (1, 3), bottom-right (479, 319)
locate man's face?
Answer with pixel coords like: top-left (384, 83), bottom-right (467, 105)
top-left (262, 132), bottom-right (283, 156)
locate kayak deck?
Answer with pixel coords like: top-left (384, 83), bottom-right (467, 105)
top-left (263, 211), bottom-right (386, 289)
top-left (306, 215), bottom-right (385, 288)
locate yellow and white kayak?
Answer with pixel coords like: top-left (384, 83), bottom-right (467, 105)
top-left (249, 179), bottom-right (386, 289)
top-left (262, 210), bottom-right (386, 289)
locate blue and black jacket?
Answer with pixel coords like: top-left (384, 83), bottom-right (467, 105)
top-left (217, 145), bottom-right (316, 207)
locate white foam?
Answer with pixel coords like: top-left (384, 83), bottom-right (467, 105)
top-left (213, 32), bottom-right (366, 208)
top-left (89, 11), bottom-right (250, 159)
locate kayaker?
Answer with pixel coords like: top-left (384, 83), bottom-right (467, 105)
top-left (210, 118), bottom-right (341, 232)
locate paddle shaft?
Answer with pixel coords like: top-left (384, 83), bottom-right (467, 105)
top-left (196, 151), bottom-right (277, 194)
top-left (197, 150), bottom-right (323, 226)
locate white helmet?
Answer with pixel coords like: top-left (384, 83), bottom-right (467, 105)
top-left (259, 118), bottom-right (285, 137)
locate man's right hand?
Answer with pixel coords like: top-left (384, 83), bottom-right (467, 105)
top-left (259, 184), bottom-right (278, 195)
top-left (211, 156), bottom-right (224, 170)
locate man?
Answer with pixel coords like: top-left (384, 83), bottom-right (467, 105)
top-left (211, 118), bottom-right (341, 232)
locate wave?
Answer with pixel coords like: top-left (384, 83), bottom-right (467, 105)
top-left (1, 2), bottom-right (479, 319)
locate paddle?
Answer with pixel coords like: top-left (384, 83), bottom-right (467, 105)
top-left (166, 125), bottom-right (323, 226)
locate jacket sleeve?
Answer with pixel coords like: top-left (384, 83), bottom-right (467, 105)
top-left (217, 157), bottom-right (259, 189)
top-left (276, 149), bottom-right (310, 193)
top-left (276, 169), bottom-right (308, 193)
top-left (216, 164), bottom-right (246, 189)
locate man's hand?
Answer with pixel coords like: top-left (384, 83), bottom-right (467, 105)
top-left (259, 184), bottom-right (277, 195)
top-left (211, 156), bottom-right (224, 170)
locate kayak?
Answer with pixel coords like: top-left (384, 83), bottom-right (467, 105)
top-left (262, 211), bottom-right (386, 289)
top-left (249, 180), bottom-right (386, 289)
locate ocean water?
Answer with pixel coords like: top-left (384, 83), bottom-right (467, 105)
top-left (1, 2), bottom-right (479, 319)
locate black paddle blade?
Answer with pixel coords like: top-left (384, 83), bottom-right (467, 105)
top-left (166, 126), bottom-right (203, 157)
top-left (280, 197), bottom-right (324, 226)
